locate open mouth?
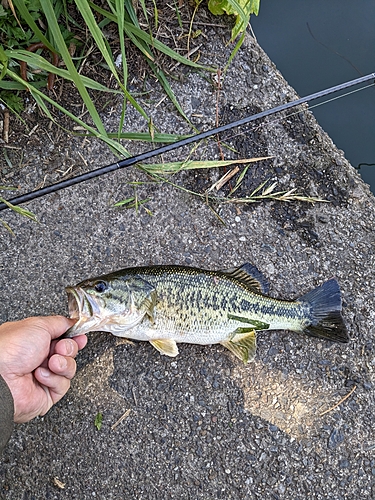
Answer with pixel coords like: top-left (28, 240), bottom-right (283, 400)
top-left (66, 287), bottom-right (81, 319)
top-left (64, 286), bottom-right (148, 338)
top-left (64, 287), bottom-right (103, 337)
top-left (66, 287), bottom-right (95, 319)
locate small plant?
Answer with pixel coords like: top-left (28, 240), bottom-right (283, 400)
top-left (0, 186), bottom-right (38, 234)
top-left (94, 411), bottom-right (103, 431)
top-left (208, 0), bottom-right (260, 41)
top-left (114, 182), bottom-right (153, 215)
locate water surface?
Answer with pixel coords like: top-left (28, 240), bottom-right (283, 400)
top-left (251, 0), bottom-right (375, 191)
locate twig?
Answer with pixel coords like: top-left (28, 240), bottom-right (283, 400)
top-left (132, 387), bottom-right (138, 406)
top-left (207, 166), bottom-right (239, 192)
top-left (320, 385), bottom-right (356, 417)
top-left (111, 409), bottom-right (131, 430)
top-left (53, 477), bottom-right (65, 489)
top-left (169, 46), bottom-right (201, 72)
top-left (2, 108), bottom-right (9, 143)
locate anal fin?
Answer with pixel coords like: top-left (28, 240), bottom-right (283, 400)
top-left (150, 339), bottom-right (179, 357)
top-left (221, 329), bottom-right (257, 364)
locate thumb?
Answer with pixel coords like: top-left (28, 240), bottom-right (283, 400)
top-left (34, 316), bottom-right (77, 340)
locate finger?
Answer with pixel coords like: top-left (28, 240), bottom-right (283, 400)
top-left (53, 339), bottom-right (79, 358)
top-left (73, 335), bottom-right (88, 351)
top-left (49, 335), bottom-right (87, 361)
top-left (48, 354), bottom-right (77, 380)
top-left (34, 367), bottom-right (71, 407)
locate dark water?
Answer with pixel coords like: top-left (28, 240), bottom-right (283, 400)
top-left (251, 0), bottom-right (375, 192)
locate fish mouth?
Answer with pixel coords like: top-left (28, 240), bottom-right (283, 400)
top-left (65, 287), bottom-right (103, 337)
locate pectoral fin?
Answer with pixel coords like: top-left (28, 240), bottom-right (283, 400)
top-left (150, 339), bottom-right (179, 357)
top-left (140, 290), bottom-right (158, 324)
top-left (221, 329), bottom-right (257, 364)
top-left (128, 276), bottom-right (157, 323)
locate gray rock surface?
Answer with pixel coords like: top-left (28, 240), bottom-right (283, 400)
top-left (1, 18), bottom-right (374, 500)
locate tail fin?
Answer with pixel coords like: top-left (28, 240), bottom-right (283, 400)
top-left (299, 279), bottom-right (349, 343)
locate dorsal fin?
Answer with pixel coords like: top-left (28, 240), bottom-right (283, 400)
top-left (221, 263), bottom-right (269, 294)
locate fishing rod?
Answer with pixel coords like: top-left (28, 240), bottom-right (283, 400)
top-left (0, 72), bottom-right (374, 212)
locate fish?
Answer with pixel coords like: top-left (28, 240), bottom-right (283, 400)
top-left (64, 263), bottom-right (349, 363)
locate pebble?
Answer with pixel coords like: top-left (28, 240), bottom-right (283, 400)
top-left (268, 347), bottom-right (279, 357)
top-left (262, 243), bottom-right (276, 253)
top-left (278, 483), bottom-right (286, 494)
top-left (328, 429), bottom-right (345, 449)
top-left (338, 459), bottom-right (350, 469)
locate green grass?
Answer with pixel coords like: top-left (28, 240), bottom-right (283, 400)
top-left (0, 1), bottom-right (259, 146)
top-left (1, 0), bottom-right (218, 157)
top-left (3, 1), bottom-right (328, 229)
top-left (0, 186), bottom-right (38, 234)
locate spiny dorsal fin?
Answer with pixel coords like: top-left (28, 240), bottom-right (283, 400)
top-left (221, 329), bottom-right (257, 364)
top-left (150, 339), bottom-right (179, 357)
top-left (221, 263), bottom-right (269, 294)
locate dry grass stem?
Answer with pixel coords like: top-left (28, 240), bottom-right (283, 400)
top-left (2, 109), bottom-right (9, 143)
top-left (207, 166), bottom-right (239, 192)
top-left (53, 477), bottom-right (65, 489)
top-left (111, 409), bottom-right (132, 430)
top-left (320, 385), bottom-right (357, 417)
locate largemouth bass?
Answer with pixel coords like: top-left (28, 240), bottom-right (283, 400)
top-left (64, 263), bottom-right (349, 363)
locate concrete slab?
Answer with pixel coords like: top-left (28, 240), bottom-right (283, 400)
top-left (1, 19), bottom-right (374, 500)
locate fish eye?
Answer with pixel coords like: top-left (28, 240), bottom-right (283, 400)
top-left (94, 281), bottom-right (108, 293)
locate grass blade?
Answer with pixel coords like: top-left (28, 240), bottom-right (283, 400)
top-left (40, 0), bottom-right (108, 137)
top-left (147, 59), bottom-right (191, 124)
top-left (6, 50), bottom-right (121, 93)
top-left (141, 157), bottom-right (271, 175)
top-left (0, 195), bottom-right (38, 221)
top-left (115, 0), bottom-right (128, 142)
top-left (12, 0), bottom-right (56, 53)
top-left (88, 2), bottom-right (214, 71)
top-left (104, 132), bottom-right (191, 142)
top-left (124, 21), bottom-right (214, 70)
top-left (4, 66), bottom-right (130, 156)
top-left (75, 0), bottom-right (151, 122)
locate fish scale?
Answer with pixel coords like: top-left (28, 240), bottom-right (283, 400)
top-left (64, 263), bottom-right (349, 363)
top-left (127, 268), bottom-right (309, 336)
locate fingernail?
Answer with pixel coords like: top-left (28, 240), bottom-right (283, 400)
top-left (39, 367), bottom-right (50, 378)
top-left (58, 356), bottom-right (68, 370)
top-left (65, 339), bottom-right (74, 356)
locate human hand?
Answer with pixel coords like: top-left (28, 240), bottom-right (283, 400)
top-left (0, 316), bottom-right (87, 423)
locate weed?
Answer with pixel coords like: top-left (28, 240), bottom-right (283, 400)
top-left (0, 185), bottom-right (37, 234)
